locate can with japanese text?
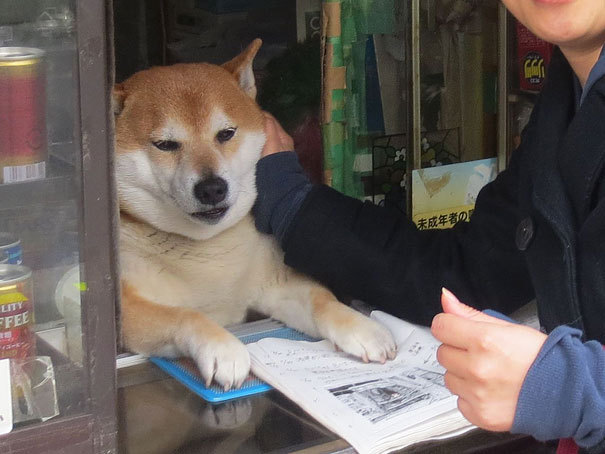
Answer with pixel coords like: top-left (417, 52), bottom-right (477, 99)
top-left (0, 47), bottom-right (47, 184)
top-left (0, 265), bottom-right (35, 359)
top-left (0, 233), bottom-right (22, 265)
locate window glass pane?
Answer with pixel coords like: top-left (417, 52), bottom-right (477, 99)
top-left (0, 0), bottom-right (86, 427)
top-left (419, 0), bottom-right (499, 167)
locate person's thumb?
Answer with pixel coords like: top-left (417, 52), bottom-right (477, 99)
top-left (441, 288), bottom-right (508, 324)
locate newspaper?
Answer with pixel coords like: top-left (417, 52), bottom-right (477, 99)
top-left (247, 311), bottom-right (474, 454)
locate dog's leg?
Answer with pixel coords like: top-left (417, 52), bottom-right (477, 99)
top-left (255, 283), bottom-right (397, 363)
top-left (121, 282), bottom-right (250, 389)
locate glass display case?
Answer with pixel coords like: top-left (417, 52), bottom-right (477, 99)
top-left (0, 0), bottom-right (118, 452)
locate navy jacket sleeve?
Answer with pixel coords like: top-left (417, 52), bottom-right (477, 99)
top-left (269, 149), bottom-right (535, 326)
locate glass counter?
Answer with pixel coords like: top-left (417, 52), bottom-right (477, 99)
top-left (117, 360), bottom-right (555, 454)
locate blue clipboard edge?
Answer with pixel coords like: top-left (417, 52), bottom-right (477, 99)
top-left (149, 320), bottom-right (317, 403)
top-left (149, 356), bottom-right (272, 403)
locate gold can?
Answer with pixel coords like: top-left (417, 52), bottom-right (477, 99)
top-left (0, 265), bottom-right (35, 359)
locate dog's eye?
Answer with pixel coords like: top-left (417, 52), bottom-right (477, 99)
top-left (216, 128), bottom-right (236, 144)
top-left (152, 140), bottom-right (181, 152)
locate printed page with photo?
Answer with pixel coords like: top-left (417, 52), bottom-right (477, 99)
top-left (247, 311), bottom-right (474, 454)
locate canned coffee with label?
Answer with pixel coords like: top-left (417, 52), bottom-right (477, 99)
top-left (0, 265), bottom-right (35, 359)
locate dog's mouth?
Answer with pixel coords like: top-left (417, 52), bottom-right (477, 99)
top-left (190, 207), bottom-right (229, 222)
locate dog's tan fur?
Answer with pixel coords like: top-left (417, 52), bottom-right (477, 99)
top-left (115, 40), bottom-right (396, 389)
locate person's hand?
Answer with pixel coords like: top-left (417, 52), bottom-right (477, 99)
top-left (431, 288), bottom-right (547, 432)
top-left (262, 112), bottom-right (294, 157)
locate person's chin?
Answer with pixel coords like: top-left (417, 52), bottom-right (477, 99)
top-left (533, 0), bottom-right (574, 4)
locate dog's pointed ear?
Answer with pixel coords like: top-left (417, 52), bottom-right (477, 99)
top-left (113, 83), bottom-right (127, 116)
top-left (222, 38), bottom-right (262, 99)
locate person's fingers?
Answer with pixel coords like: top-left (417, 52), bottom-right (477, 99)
top-left (431, 312), bottom-right (486, 349)
top-left (277, 128), bottom-right (294, 149)
top-left (441, 288), bottom-right (481, 318)
top-left (457, 395), bottom-right (512, 432)
top-left (456, 397), bottom-right (480, 426)
top-left (441, 288), bottom-right (509, 325)
top-left (263, 115), bottom-right (277, 136)
top-left (432, 311), bottom-right (509, 351)
top-left (443, 370), bottom-right (467, 397)
top-left (262, 115), bottom-right (287, 156)
top-left (436, 344), bottom-right (471, 378)
top-left (262, 113), bottom-right (294, 153)
top-left (270, 117), bottom-right (294, 150)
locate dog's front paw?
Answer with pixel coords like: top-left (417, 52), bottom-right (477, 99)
top-left (191, 332), bottom-right (251, 390)
top-left (326, 312), bottom-right (397, 363)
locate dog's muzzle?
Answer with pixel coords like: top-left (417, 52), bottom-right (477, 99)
top-left (191, 176), bottom-right (229, 222)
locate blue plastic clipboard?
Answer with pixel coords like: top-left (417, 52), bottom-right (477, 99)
top-left (150, 324), bottom-right (316, 403)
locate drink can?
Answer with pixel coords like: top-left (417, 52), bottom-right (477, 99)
top-left (0, 47), bottom-right (47, 184)
top-left (0, 265), bottom-right (35, 359)
top-left (0, 233), bottom-right (22, 265)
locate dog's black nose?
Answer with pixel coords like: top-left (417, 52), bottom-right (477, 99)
top-left (194, 177), bottom-right (228, 205)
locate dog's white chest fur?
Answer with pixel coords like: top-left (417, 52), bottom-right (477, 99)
top-left (120, 214), bottom-right (287, 326)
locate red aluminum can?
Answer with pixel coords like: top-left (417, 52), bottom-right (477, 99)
top-left (0, 265), bottom-right (35, 359)
top-left (0, 47), bottom-right (47, 184)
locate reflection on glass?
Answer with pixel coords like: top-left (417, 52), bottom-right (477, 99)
top-left (0, 0), bottom-right (85, 429)
top-left (419, 0), bottom-right (499, 164)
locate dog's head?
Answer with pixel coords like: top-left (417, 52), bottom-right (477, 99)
top-left (114, 39), bottom-right (265, 240)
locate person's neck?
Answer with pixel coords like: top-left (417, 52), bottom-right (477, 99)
top-left (560, 44), bottom-right (604, 87)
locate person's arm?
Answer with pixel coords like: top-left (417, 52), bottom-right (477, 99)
top-left (433, 289), bottom-right (605, 451)
top-left (254, 151), bottom-right (312, 243)
top-left (512, 327), bottom-right (605, 450)
top-left (255, 115), bottom-right (535, 325)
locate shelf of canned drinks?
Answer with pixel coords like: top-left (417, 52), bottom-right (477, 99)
top-left (0, 237), bottom-right (86, 428)
top-left (0, 147), bottom-right (77, 212)
top-left (0, 173), bottom-right (75, 212)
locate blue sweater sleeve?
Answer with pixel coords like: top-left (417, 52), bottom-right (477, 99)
top-left (512, 325), bottom-right (605, 448)
top-left (253, 151), bottom-right (312, 245)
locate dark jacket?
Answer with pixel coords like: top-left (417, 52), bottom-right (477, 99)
top-left (253, 47), bottom-right (605, 451)
top-left (280, 48), bottom-right (605, 346)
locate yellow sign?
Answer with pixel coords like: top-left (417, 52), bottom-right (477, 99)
top-left (412, 158), bottom-right (497, 230)
top-left (413, 205), bottom-right (474, 230)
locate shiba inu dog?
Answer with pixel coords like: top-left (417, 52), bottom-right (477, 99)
top-left (114, 39), bottom-right (397, 390)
